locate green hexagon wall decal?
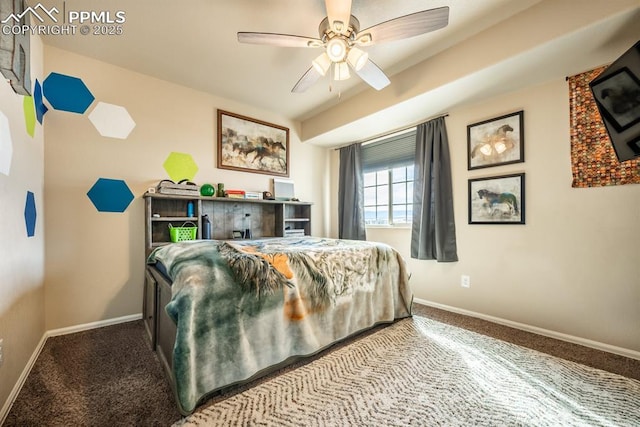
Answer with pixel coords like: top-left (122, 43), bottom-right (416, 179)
top-left (23, 96), bottom-right (36, 137)
top-left (163, 152), bottom-right (198, 182)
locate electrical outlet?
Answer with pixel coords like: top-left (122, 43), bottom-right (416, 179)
top-left (0, 338), bottom-right (4, 367)
top-left (461, 275), bottom-right (471, 288)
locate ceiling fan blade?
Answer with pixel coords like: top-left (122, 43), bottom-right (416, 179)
top-left (355, 59), bottom-right (390, 91)
top-left (292, 67), bottom-right (322, 93)
top-left (355, 6), bottom-right (449, 46)
top-left (238, 32), bottom-right (323, 48)
top-left (325, 0), bottom-right (352, 34)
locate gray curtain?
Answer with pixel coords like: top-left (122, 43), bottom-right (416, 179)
top-left (338, 143), bottom-right (366, 240)
top-left (411, 117), bottom-right (458, 261)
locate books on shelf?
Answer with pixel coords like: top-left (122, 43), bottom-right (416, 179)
top-left (156, 181), bottom-right (200, 196)
top-left (226, 189), bottom-right (245, 199)
top-left (245, 191), bottom-right (262, 200)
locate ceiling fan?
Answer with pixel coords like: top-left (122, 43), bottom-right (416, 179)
top-left (237, 0), bottom-right (449, 93)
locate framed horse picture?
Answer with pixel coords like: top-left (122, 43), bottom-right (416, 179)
top-left (467, 111), bottom-right (524, 170)
top-left (468, 173), bottom-right (525, 224)
top-left (217, 110), bottom-right (290, 177)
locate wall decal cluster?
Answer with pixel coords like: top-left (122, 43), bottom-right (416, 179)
top-left (36, 71), bottom-right (138, 214)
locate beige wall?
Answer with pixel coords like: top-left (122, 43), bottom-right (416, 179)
top-left (43, 46), bottom-right (328, 330)
top-left (330, 78), bottom-right (640, 353)
top-left (0, 37), bottom-right (45, 415)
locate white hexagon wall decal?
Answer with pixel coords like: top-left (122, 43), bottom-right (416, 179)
top-left (88, 102), bottom-right (136, 139)
top-left (0, 111), bottom-right (13, 176)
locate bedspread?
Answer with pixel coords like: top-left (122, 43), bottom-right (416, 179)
top-left (147, 237), bottom-right (413, 414)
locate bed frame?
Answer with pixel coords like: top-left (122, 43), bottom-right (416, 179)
top-left (143, 266), bottom-right (177, 391)
top-left (144, 264), bottom-right (363, 412)
top-left (143, 245), bottom-right (412, 415)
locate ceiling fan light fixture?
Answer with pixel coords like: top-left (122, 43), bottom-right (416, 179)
top-left (334, 61), bottom-right (350, 81)
top-left (326, 38), bottom-right (348, 62)
top-left (347, 47), bottom-right (368, 71)
top-left (312, 53), bottom-right (332, 76)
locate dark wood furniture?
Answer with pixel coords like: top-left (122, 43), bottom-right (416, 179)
top-left (142, 193), bottom-right (313, 384)
top-left (143, 193), bottom-right (312, 256)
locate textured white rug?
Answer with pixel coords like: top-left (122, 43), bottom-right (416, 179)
top-left (174, 316), bottom-right (640, 426)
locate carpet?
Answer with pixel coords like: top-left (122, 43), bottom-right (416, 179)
top-left (175, 316), bottom-right (640, 427)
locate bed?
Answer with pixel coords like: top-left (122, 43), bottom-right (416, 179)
top-left (145, 236), bottom-right (413, 415)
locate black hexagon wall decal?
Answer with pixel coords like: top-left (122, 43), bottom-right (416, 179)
top-left (87, 178), bottom-right (134, 213)
top-left (24, 191), bottom-right (37, 237)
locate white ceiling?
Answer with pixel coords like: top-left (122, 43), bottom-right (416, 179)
top-left (30, 0), bottom-right (640, 146)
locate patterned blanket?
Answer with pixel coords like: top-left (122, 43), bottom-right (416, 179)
top-left (147, 237), bottom-right (413, 414)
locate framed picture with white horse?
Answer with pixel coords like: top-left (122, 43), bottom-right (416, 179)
top-left (467, 111), bottom-right (524, 170)
top-left (468, 173), bottom-right (525, 224)
top-left (217, 110), bottom-right (290, 177)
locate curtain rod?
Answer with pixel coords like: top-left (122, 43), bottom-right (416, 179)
top-left (333, 113), bottom-right (449, 150)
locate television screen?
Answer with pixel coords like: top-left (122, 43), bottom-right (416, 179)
top-left (589, 40), bottom-right (640, 162)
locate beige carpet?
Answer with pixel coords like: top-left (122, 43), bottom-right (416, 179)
top-left (176, 316), bottom-right (640, 427)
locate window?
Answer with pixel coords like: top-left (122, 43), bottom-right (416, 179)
top-left (362, 129), bottom-right (416, 226)
top-left (364, 166), bottom-right (414, 225)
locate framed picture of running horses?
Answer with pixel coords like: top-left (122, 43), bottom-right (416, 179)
top-left (468, 173), bottom-right (525, 224)
top-left (467, 111), bottom-right (524, 170)
top-left (217, 109), bottom-right (290, 177)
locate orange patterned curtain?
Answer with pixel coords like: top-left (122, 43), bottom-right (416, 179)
top-left (568, 67), bottom-right (640, 187)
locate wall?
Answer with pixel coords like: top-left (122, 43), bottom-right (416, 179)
top-left (43, 46), bottom-right (327, 330)
top-left (0, 37), bottom-right (45, 415)
top-left (330, 78), bottom-right (640, 354)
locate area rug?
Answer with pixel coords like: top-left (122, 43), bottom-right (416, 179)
top-left (173, 316), bottom-right (639, 426)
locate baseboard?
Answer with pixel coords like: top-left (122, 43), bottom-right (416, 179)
top-left (0, 332), bottom-right (47, 426)
top-left (414, 298), bottom-right (640, 361)
top-left (0, 313), bottom-right (143, 425)
top-left (46, 313), bottom-right (142, 338)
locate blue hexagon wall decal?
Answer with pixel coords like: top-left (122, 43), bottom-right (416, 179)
top-left (24, 191), bottom-right (37, 237)
top-left (43, 72), bottom-right (95, 114)
top-left (87, 178), bottom-right (134, 213)
top-left (34, 79), bottom-right (48, 124)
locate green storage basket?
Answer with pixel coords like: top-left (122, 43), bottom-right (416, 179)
top-left (169, 222), bottom-right (198, 242)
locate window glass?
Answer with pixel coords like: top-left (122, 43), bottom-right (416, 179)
top-left (393, 182), bottom-right (406, 204)
top-left (363, 167), bottom-right (413, 226)
top-left (376, 170), bottom-right (388, 185)
top-left (364, 172), bottom-right (376, 187)
top-left (392, 167), bottom-right (406, 183)
top-left (376, 184), bottom-right (389, 205)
